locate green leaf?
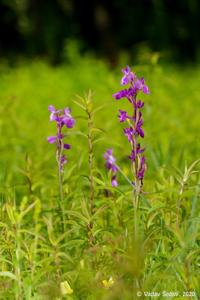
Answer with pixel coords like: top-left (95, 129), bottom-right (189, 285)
top-left (93, 176), bottom-right (105, 186)
top-left (73, 100), bottom-right (86, 111)
top-left (93, 137), bottom-right (104, 145)
top-left (0, 271), bottom-right (17, 281)
top-left (91, 127), bottom-right (106, 133)
top-left (5, 204), bottom-right (16, 225)
top-left (64, 210), bottom-right (90, 224)
top-left (19, 200), bottom-right (37, 221)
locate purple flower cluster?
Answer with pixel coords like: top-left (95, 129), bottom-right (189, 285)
top-left (113, 66), bottom-right (149, 185)
top-left (103, 149), bottom-right (118, 187)
top-left (47, 105), bottom-right (75, 171)
top-left (113, 66), bottom-right (149, 101)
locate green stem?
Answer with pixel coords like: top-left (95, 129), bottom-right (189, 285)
top-left (117, 165), bottom-right (133, 186)
top-left (87, 105), bottom-right (95, 246)
top-left (88, 111), bottom-right (94, 217)
top-left (15, 222), bottom-right (23, 300)
top-left (58, 159), bottom-right (65, 234)
top-left (133, 186), bottom-right (139, 240)
top-left (176, 183), bottom-right (184, 229)
top-left (30, 223), bottom-right (39, 299)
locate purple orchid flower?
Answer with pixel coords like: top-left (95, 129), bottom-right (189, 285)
top-left (112, 66), bottom-right (149, 186)
top-left (121, 66), bottom-right (136, 85)
top-left (118, 110), bottom-right (130, 122)
top-left (113, 89), bottom-right (129, 100)
top-left (103, 149), bottom-right (119, 187)
top-left (47, 136), bottom-right (57, 144)
top-left (137, 156), bottom-right (146, 180)
top-left (134, 77), bottom-right (150, 95)
top-left (111, 175), bottom-right (118, 187)
top-left (135, 115), bottom-right (144, 138)
top-left (124, 127), bottom-right (135, 142)
top-left (129, 144), bottom-right (145, 161)
top-left (47, 105), bottom-right (75, 171)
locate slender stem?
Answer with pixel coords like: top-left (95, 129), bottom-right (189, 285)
top-left (134, 192), bottom-right (138, 240)
top-left (176, 183), bottom-right (184, 229)
top-left (133, 178), bottom-right (141, 240)
top-left (58, 162), bottom-right (63, 202)
top-left (132, 98), bottom-right (142, 240)
top-left (30, 223), bottom-right (39, 298)
top-left (117, 165), bottom-right (133, 186)
top-left (55, 123), bottom-right (65, 233)
top-left (57, 153), bottom-right (65, 234)
top-left (88, 111), bottom-right (94, 216)
top-left (87, 101), bottom-right (95, 246)
top-left (15, 222), bottom-right (23, 300)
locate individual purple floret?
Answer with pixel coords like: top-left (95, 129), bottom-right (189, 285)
top-left (121, 66), bottom-right (136, 85)
top-left (118, 110), bottom-right (130, 122)
top-left (129, 144), bottom-right (145, 162)
top-left (47, 105), bottom-right (75, 172)
top-left (111, 175), bottom-right (118, 187)
top-left (113, 66), bottom-right (149, 187)
top-left (124, 127), bottom-right (135, 142)
top-left (103, 149), bottom-right (119, 187)
top-left (137, 156), bottom-right (146, 180)
top-left (60, 155), bottom-right (67, 171)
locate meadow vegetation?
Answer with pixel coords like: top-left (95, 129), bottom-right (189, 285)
top-left (0, 52), bottom-right (200, 299)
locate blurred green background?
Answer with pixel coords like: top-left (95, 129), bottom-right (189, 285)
top-left (0, 57), bottom-right (200, 189)
top-left (0, 0), bottom-right (200, 186)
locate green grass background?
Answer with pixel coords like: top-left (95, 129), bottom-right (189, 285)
top-left (0, 54), bottom-right (200, 299)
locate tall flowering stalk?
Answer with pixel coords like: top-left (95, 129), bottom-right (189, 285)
top-left (47, 105), bottom-right (75, 229)
top-left (74, 92), bottom-right (97, 246)
top-left (112, 66), bottom-right (150, 238)
top-left (84, 92), bottom-right (95, 245)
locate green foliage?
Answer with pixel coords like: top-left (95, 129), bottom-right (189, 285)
top-left (0, 57), bottom-right (200, 299)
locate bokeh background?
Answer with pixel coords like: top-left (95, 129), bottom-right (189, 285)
top-left (1, 0), bottom-right (200, 64)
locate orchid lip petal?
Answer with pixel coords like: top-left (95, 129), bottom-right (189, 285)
top-left (48, 105), bottom-right (55, 112)
top-left (64, 143), bottom-right (71, 150)
top-left (64, 108), bottom-right (71, 115)
top-left (50, 112), bottom-right (56, 121)
top-left (111, 174), bottom-right (118, 187)
top-left (143, 85), bottom-right (150, 94)
top-left (47, 136), bottom-right (57, 144)
top-left (104, 149), bottom-right (119, 187)
top-left (64, 118), bottom-right (75, 128)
